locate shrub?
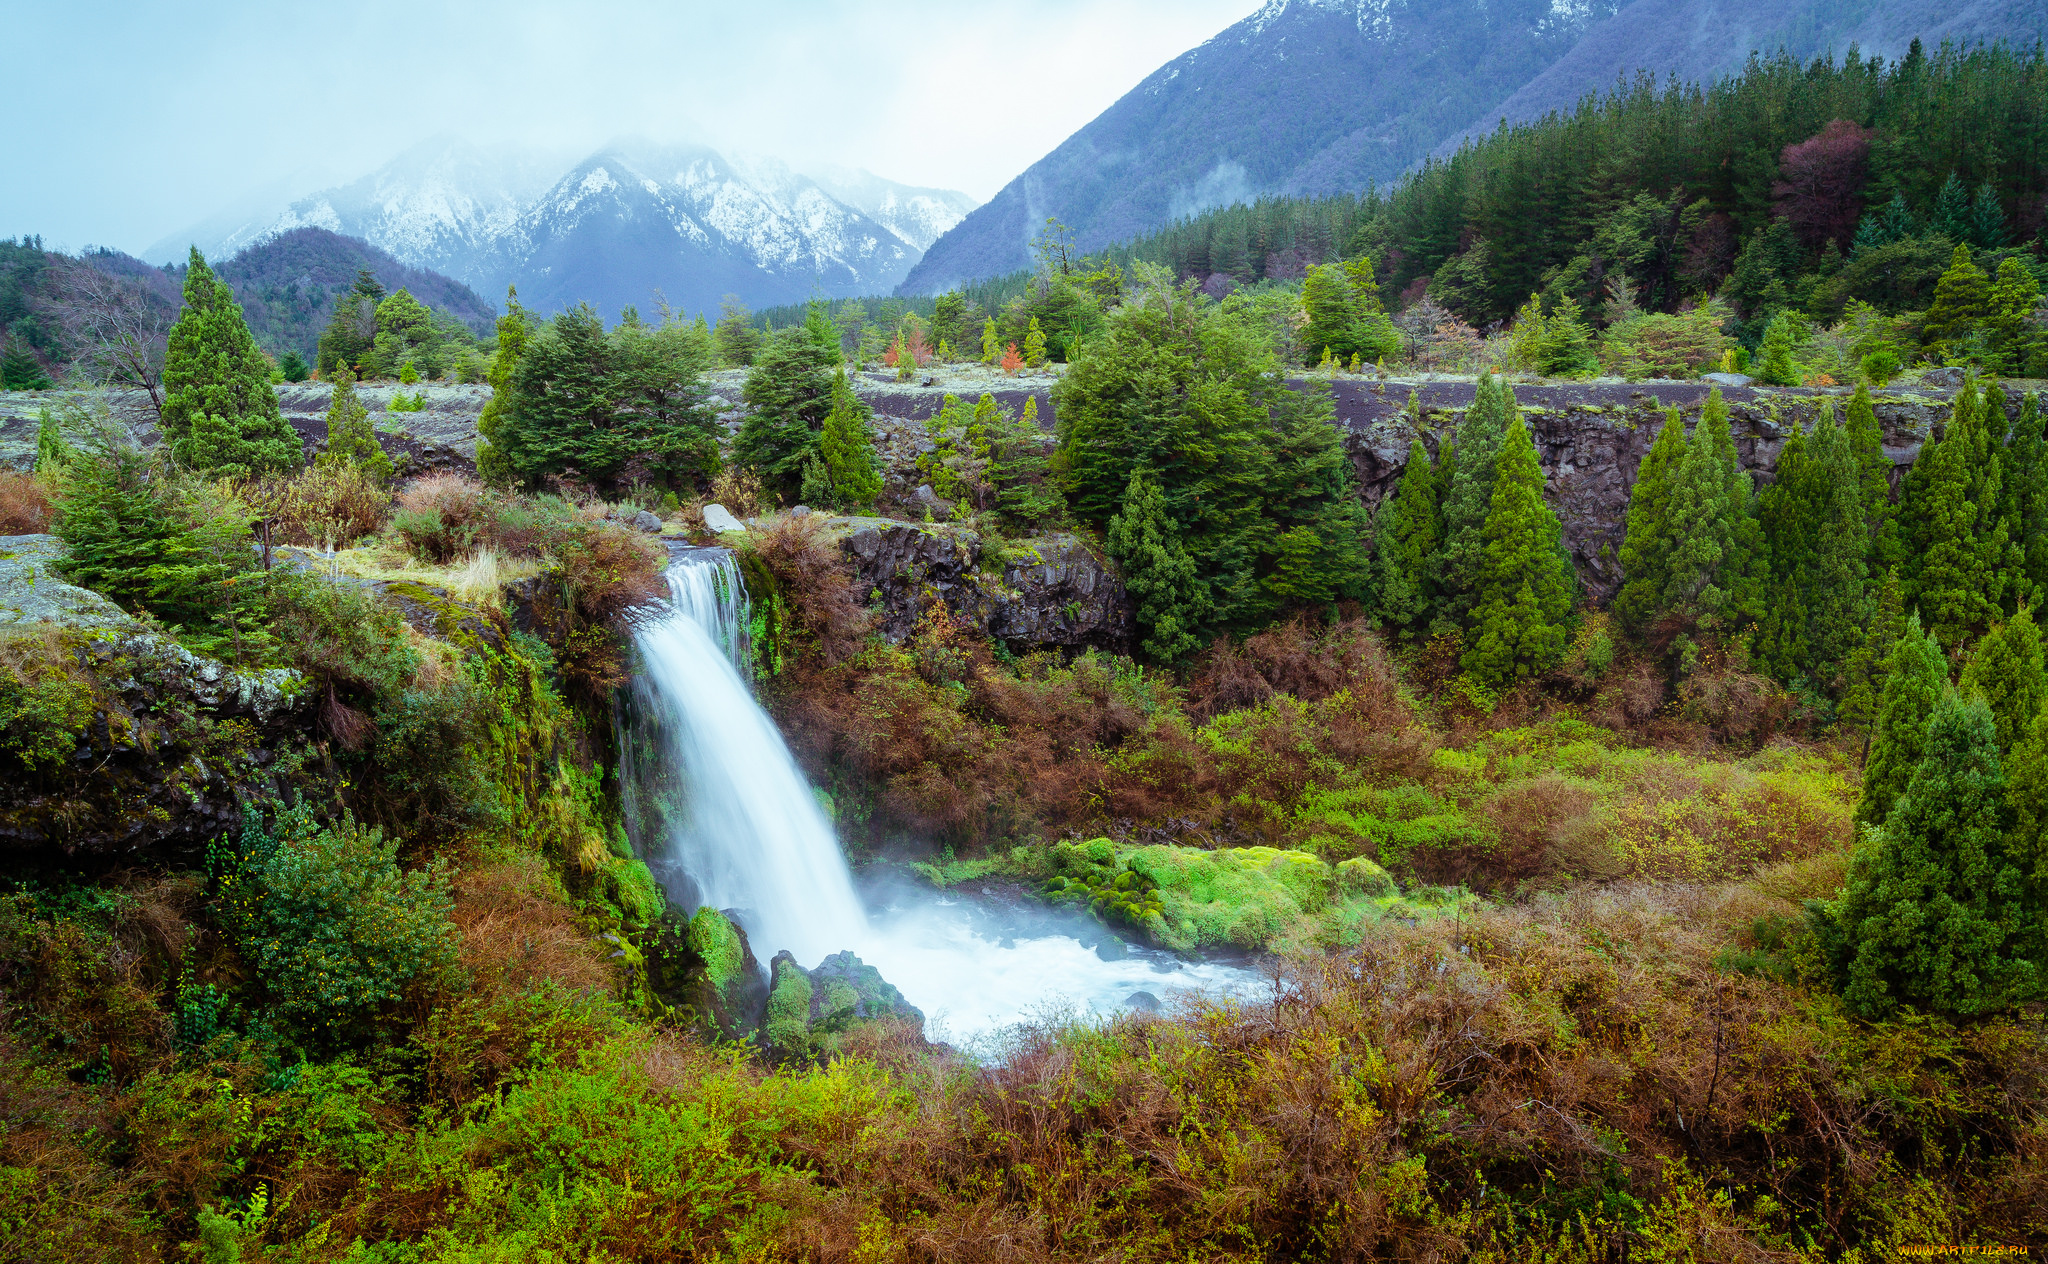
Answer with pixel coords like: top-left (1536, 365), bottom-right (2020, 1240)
top-left (0, 466), bottom-right (52, 532)
top-left (234, 463), bottom-right (392, 548)
top-left (211, 801), bottom-right (457, 1041)
top-left (0, 628), bottom-right (95, 772)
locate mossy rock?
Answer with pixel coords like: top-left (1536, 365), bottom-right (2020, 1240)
top-left (764, 951), bottom-right (814, 1058)
top-left (1335, 856), bottom-right (1396, 899)
top-left (645, 906), bottom-right (767, 1042)
top-left (601, 858), bottom-right (666, 930)
top-left (1124, 845), bottom-right (1334, 953)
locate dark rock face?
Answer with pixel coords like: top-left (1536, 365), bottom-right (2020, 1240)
top-left (1329, 379), bottom-right (1969, 603)
top-left (841, 522), bottom-right (1133, 654)
top-left (644, 906), bottom-right (770, 1043)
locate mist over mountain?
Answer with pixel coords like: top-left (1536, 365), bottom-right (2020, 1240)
top-left (902, 0), bottom-right (2048, 293)
top-left (147, 139), bottom-right (978, 321)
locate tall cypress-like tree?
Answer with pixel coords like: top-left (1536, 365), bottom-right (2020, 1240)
top-left (1660, 389), bottom-right (1752, 636)
top-left (1462, 413), bottom-right (1573, 689)
top-left (1842, 383), bottom-right (1891, 541)
top-left (315, 362), bottom-right (393, 483)
top-left (1961, 604), bottom-right (2046, 754)
top-left (1857, 611), bottom-right (1949, 829)
top-left (161, 248), bottom-right (302, 478)
top-left (1372, 436), bottom-right (1441, 634)
top-left (1839, 568), bottom-right (1905, 732)
top-left (1816, 691), bottom-right (2039, 1019)
top-left (1108, 469), bottom-right (1207, 665)
top-left (1923, 245), bottom-right (1991, 348)
top-left (475, 288), bottom-right (533, 488)
top-left (2011, 394), bottom-right (2048, 598)
top-left (817, 368), bottom-right (881, 510)
top-left (1907, 380), bottom-right (2010, 645)
top-left (1433, 372), bottom-right (1514, 633)
top-left (989, 395), bottom-right (1065, 526)
top-left (1800, 408), bottom-right (1875, 689)
top-left (1614, 408), bottom-right (1686, 635)
top-left (1754, 312), bottom-right (1801, 386)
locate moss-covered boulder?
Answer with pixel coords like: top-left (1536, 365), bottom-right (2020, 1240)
top-left (762, 948), bottom-right (925, 1061)
top-left (646, 906), bottom-right (767, 1042)
top-left (1040, 838), bottom-right (1474, 955)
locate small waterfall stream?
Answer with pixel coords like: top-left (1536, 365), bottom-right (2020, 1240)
top-left (621, 548), bottom-right (1253, 1042)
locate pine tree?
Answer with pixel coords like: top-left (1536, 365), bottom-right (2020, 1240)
top-left (1857, 611), bottom-right (1949, 829)
top-left (803, 300), bottom-right (841, 360)
top-left (1754, 420), bottom-right (1813, 679)
top-left (1462, 413), bottom-right (1573, 689)
top-left (1535, 296), bottom-right (1598, 377)
top-left (1615, 408), bottom-right (1687, 635)
top-left (1816, 690), bottom-right (2039, 1019)
top-left (1839, 567), bottom-right (1905, 731)
top-left (1372, 436), bottom-right (1441, 634)
top-left (1907, 380), bottom-right (2007, 646)
top-left (1967, 182), bottom-right (2009, 249)
top-left (1929, 171), bottom-right (1974, 242)
top-left (1923, 245), bottom-right (1991, 348)
top-left (161, 247), bottom-right (302, 478)
top-left (735, 326), bottom-right (838, 496)
top-left (713, 296), bottom-right (761, 367)
top-left (1754, 312), bottom-right (1800, 385)
top-left (1797, 407), bottom-right (1874, 689)
top-left (1660, 389), bottom-right (1750, 634)
top-left (989, 395), bottom-right (1064, 525)
top-left (1108, 469), bottom-right (1207, 665)
top-left (1852, 193), bottom-right (1916, 254)
top-left (315, 362), bottom-right (393, 483)
top-left (1843, 382), bottom-right (1890, 540)
top-left (0, 340), bottom-right (51, 390)
top-left (817, 368), bottom-right (881, 510)
top-left (1023, 317), bottom-right (1048, 367)
top-left (1961, 604), bottom-right (2046, 754)
top-left (980, 318), bottom-right (1000, 365)
top-left (1433, 372), bottom-right (1514, 632)
top-left (33, 406), bottom-right (68, 472)
top-left (475, 288), bottom-right (533, 488)
top-left (1987, 259), bottom-right (2044, 376)
top-left (278, 350), bottom-right (309, 383)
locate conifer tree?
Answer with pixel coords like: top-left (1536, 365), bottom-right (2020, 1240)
top-left (1907, 380), bottom-right (2008, 645)
top-left (1660, 389), bottom-right (1751, 634)
top-left (818, 368), bottom-right (881, 510)
top-left (1966, 181), bottom-right (2008, 249)
top-left (1923, 245), bottom-right (1991, 348)
top-left (1857, 611), bottom-right (1948, 829)
top-left (475, 289), bottom-right (533, 488)
top-left (2001, 709), bottom-right (2048, 947)
top-left (2009, 394), bottom-right (2048, 597)
top-left (1614, 407), bottom-right (1686, 635)
top-left (1433, 372), bottom-right (1514, 632)
top-left (1372, 436), bottom-right (1441, 634)
top-left (1816, 690), bottom-right (2039, 1019)
top-left (713, 296), bottom-right (761, 367)
top-left (1108, 469), bottom-right (1207, 665)
top-left (33, 406), bottom-right (68, 473)
top-left (161, 248), bottom-right (302, 478)
top-left (1023, 317), bottom-right (1048, 367)
top-left (1535, 296), bottom-right (1598, 377)
top-left (1961, 604), bottom-right (2045, 754)
top-left (980, 318), bottom-right (1000, 365)
top-left (735, 326), bottom-right (839, 496)
top-left (1842, 383), bottom-right (1890, 540)
top-left (1462, 413), bottom-right (1573, 688)
top-left (316, 362), bottom-right (393, 483)
top-left (1929, 172), bottom-right (1974, 242)
top-left (1797, 407), bottom-right (1875, 689)
top-left (1839, 568), bottom-right (1905, 731)
top-left (989, 395), bottom-right (1064, 525)
top-left (1755, 312), bottom-right (1801, 385)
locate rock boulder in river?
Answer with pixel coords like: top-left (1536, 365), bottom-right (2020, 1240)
top-left (763, 948), bottom-right (924, 1061)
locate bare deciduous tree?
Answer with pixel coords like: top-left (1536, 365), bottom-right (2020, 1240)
top-left (50, 260), bottom-right (172, 421)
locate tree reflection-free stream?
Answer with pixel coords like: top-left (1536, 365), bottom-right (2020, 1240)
top-left (620, 549), bottom-right (1253, 1043)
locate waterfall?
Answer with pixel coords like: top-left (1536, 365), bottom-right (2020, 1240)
top-left (621, 546), bottom-right (1257, 1043)
top-left (620, 548), bottom-right (867, 966)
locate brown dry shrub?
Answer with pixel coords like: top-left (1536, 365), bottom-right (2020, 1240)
top-left (0, 466), bottom-right (53, 533)
top-left (1478, 774), bottom-right (1599, 882)
top-left (748, 513), bottom-right (868, 667)
top-left (1674, 654), bottom-right (1794, 746)
top-left (1186, 615), bottom-right (1398, 721)
top-left (235, 463), bottom-right (392, 547)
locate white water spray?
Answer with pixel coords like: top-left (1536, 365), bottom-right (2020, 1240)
top-left (622, 549), bottom-right (1254, 1042)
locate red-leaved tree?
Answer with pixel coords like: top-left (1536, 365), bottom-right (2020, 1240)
top-left (1773, 119), bottom-right (1873, 249)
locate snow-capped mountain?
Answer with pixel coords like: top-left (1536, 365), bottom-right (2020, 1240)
top-left (150, 138), bottom-right (977, 318)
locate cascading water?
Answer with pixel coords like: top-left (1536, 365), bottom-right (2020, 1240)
top-left (622, 548), bottom-right (1253, 1042)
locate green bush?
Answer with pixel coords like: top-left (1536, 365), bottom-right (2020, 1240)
top-left (211, 802), bottom-right (458, 1041)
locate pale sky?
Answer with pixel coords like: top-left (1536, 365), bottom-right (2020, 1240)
top-left (8, 0), bottom-right (1261, 256)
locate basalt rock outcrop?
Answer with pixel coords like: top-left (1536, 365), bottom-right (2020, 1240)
top-left (840, 522), bottom-right (1133, 654)
top-left (0, 534), bottom-right (317, 861)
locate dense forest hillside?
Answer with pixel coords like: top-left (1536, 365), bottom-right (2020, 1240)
top-left (903, 0), bottom-right (2048, 293)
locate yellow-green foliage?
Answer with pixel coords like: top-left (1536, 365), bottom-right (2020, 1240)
top-left (1127, 844), bottom-right (1332, 951)
top-left (687, 907), bottom-right (745, 997)
top-left (0, 628), bottom-right (95, 771)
